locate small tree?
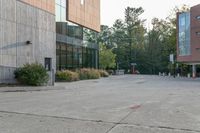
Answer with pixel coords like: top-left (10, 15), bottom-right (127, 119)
top-left (99, 43), bottom-right (116, 69)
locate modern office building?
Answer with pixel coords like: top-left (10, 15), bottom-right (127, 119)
top-left (0, 0), bottom-right (100, 84)
top-left (56, 0), bottom-right (100, 70)
top-left (177, 4), bottom-right (200, 77)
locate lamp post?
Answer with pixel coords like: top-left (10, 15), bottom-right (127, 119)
top-left (170, 54), bottom-right (175, 78)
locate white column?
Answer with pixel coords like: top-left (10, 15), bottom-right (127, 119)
top-left (192, 64), bottom-right (196, 78)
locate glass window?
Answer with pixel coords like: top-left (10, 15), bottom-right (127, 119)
top-left (56, 22), bottom-right (61, 33)
top-left (61, 7), bottom-right (66, 21)
top-left (74, 26), bottom-right (83, 39)
top-left (88, 49), bottom-right (92, 68)
top-left (45, 58), bottom-right (52, 71)
top-left (68, 25), bottom-right (74, 37)
top-left (178, 12), bottom-right (191, 56)
top-left (56, 43), bottom-right (99, 70)
top-left (59, 23), bottom-right (66, 35)
top-left (56, 4), bottom-right (61, 21)
top-left (83, 28), bottom-right (98, 43)
top-left (56, 44), bottom-right (61, 70)
top-left (180, 16), bottom-right (185, 26)
top-left (92, 50), bottom-right (96, 68)
top-left (56, 0), bottom-right (66, 22)
top-left (73, 47), bottom-right (79, 68)
top-left (82, 47), bottom-right (87, 68)
top-left (67, 45), bottom-right (73, 68)
top-left (60, 45), bottom-right (67, 70)
top-left (61, 0), bottom-right (66, 7)
top-left (78, 47), bottom-right (83, 67)
top-left (56, 0), bottom-right (60, 5)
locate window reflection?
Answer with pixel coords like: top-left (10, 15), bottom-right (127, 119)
top-left (56, 0), bottom-right (60, 5)
top-left (178, 12), bottom-right (191, 56)
top-left (61, 7), bottom-right (66, 21)
top-left (56, 4), bottom-right (61, 21)
top-left (56, 22), bottom-right (83, 40)
top-left (56, 0), bottom-right (66, 22)
top-left (61, 0), bottom-right (66, 7)
top-left (67, 45), bottom-right (73, 68)
top-left (56, 44), bottom-right (98, 70)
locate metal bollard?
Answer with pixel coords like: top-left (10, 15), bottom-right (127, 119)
top-left (168, 73), bottom-right (171, 76)
top-left (162, 72), bottom-right (165, 76)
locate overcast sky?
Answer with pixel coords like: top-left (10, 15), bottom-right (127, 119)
top-left (101, 0), bottom-right (200, 27)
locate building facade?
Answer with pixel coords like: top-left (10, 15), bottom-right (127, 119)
top-left (55, 0), bottom-right (100, 70)
top-left (177, 4), bottom-right (200, 77)
top-left (0, 0), bottom-right (100, 83)
top-left (0, 0), bottom-right (56, 84)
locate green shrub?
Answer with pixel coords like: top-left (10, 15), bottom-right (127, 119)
top-left (99, 70), bottom-right (109, 77)
top-left (56, 70), bottom-right (79, 82)
top-left (78, 68), bottom-right (100, 80)
top-left (14, 63), bottom-right (49, 86)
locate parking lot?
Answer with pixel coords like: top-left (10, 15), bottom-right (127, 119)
top-left (0, 75), bottom-right (200, 133)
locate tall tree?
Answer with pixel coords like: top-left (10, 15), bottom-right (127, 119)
top-left (124, 7), bottom-right (146, 67)
top-left (84, 5), bottom-right (191, 75)
top-left (112, 19), bottom-right (129, 70)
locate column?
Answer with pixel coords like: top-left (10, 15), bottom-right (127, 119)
top-left (192, 64), bottom-right (196, 78)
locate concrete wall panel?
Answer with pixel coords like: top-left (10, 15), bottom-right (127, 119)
top-left (0, 0), bottom-right (56, 83)
top-left (1, 0), bottom-right (16, 22)
top-left (0, 0), bottom-right (2, 19)
top-left (0, 20), bottom-right (2, 66)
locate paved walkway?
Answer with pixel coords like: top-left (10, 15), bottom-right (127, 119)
top-left (0, 75), bottom-right (200, 133)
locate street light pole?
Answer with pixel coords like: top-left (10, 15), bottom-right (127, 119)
top-left (170, 54), bottom-right (175, 78)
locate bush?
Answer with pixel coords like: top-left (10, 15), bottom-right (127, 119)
top-left (78, 68), bottom-right (100, 80)
top-left (14, 63), bottom-right (49, 86)
top-left (56, 70), bottom-right (79, 82)
top-left (99, 70), bottom-right (109, 77)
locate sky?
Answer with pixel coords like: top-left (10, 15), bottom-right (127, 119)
top-left (101, 0), bottom-right (200, 27)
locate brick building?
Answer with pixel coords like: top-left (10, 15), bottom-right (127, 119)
top-left (177, 4), bottom-right (200, 77)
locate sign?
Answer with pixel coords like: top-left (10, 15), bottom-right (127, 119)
top-left (131, 63), bottom-right (137, 66)
top-left (170, 54), bottom-right (174, 64)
